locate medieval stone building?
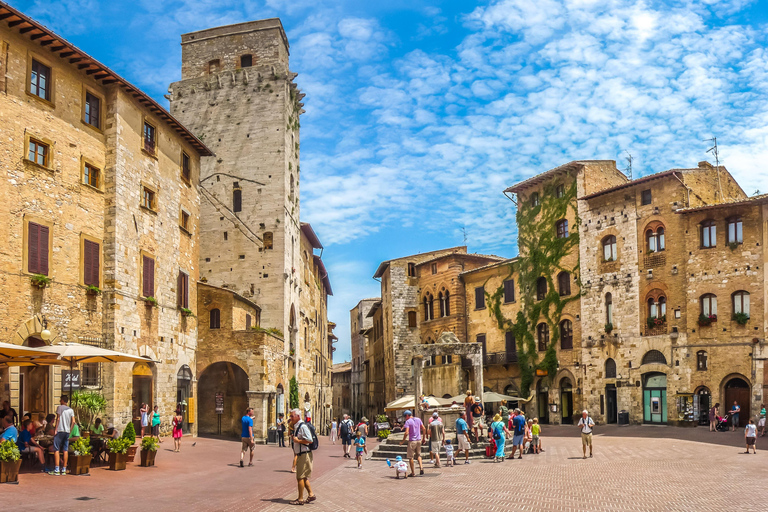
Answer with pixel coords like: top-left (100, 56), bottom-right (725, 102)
top-left (350, 298), bottom-right (378, 420)
top-left (0, 2), bottom-right (211, 434)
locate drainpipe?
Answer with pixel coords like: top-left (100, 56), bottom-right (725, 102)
top-left (671, 172), bottom-right (691, 208)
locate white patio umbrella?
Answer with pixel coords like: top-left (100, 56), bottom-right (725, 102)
top-left (384, 395), bottom-right (451, 412)
top-left (0, 342), bottom-right (59, 361)
top-left (448, 391), bottom-right (523, 404)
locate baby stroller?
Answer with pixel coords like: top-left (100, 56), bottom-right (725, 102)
top-left (716, 413), bottom-right (731, 432)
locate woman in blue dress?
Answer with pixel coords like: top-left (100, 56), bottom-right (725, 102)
top-left (490, 414), bottom-right (507, 462)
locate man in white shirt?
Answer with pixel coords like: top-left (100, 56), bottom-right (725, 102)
top-left (51, 395), bottom-right (75, 475)
top-left (290, 408), bottom-right (316, 505)
top-left (577, 409), bottom-right (594, 459)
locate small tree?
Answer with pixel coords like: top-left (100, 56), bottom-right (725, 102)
top-left (121, 421), bottom-right (136, 444)
top-left (71, 390), bottom-right (107, 430)
top-left (289, 376), bottom-right (299, 410)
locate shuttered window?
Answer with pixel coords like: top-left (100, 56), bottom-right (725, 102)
top-left (83, 240), bottom-right (100, 286)
top-left (142, 256), bottom-right (155, 297)
top-left (233, 188), bottom-right (242, 212)
top-left (503, 279), bottom-right (515, 303)
top-left (475, 286), bottom-right (485, 310)
top-left (505, 331), bottom-right (516, 354)
top-left (177, 270), bottom-right (189, 308)
top-left (246, 314), bottom-right (252, 330)
top-left (28, 222), bottom-right (49, 275)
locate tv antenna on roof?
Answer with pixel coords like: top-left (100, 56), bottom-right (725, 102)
top-left (461, 227), bottom-right (468, 245)
top-left (624, 151), bottom-right (633, 181)
top-left (705, 137), bottom-right (725, 203)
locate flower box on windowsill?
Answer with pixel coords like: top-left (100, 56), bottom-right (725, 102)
top-left (30, 274), bottom-right (51, 289)
top-left (143, 296), bottom-right (159, 308)
top-left (698, 314), bottom-right (717, 327)
top-left (85, 285), bottom-right (101, 296)
top-left (179, 307), bottom-right (195, 318)
top-left (732, 313), bottom-right (749, 326)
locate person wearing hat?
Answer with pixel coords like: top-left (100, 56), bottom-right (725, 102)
top-left (399, 410), bottom-right (425, 476)
top-left (471, 397), bottom-right (485, 439)
top-left (356, 417), bottom-right (369, 459)
top-left (427, 411), bottom-right (445, 468)
top-left (387, 455), bottom-right (409, 479)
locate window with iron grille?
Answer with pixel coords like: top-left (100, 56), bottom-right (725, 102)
top-left (80, 337), bottom-right (103, 387)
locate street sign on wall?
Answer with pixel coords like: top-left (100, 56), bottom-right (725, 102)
top-left (215, 392), bottom-right (224, 414)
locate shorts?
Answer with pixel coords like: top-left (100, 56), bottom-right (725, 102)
top-left (512, 434), bottom-right (524, 447)
top-left (152, 425), bottom-right (159, 436)
top-left (581, 432), bottom-right (593, 446)
top-left (732, 416), bottom-right (740, 425)
top-left (341, 435), bottom-right (352, 446)
top-left (473, 417), bottom-right (485, 428)
top-left (458, 436), bottom-right (471, 451)
top-left (430, 441), bottom-right (442, 453)
top-left (406, 440), bottom-right (422, 459)
top-left (295, 451), bottom-right (313, 480)
top-left (747, 437), bottom-right (756, 446)
top-left (532, 435), bottom-right (540, 446)
top-left (758, 418), bottom-right (765, 428)
top-left (241, 437), bottom-right (254, 451)
top-left (53, 432), bottom-right (70, 452)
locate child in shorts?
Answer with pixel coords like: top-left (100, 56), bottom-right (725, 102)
top-left (354, 432), bottom-right (366, 468)
top-left (388, 455), bottom-right (409, 478)
top-left (531, 417), bottom-right (541, 454)
top-left (444, 438), bottom-right (455, 466)
top-left (745, 418), bottom-right (757, 454)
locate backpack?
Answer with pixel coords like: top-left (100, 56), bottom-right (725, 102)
top-left (297, 421), bottom-right (319, 451)
top-left (340, 420), bottom-right (351, 437)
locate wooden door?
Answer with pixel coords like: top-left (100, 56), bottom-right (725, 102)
top-left (725, 383), bottom-right (750, 427)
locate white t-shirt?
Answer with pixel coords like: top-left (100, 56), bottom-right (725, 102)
top-left (394, 461), bottom-right (408, 473)
top-left (56, 405), bottom-right (74, 434)
top-left (746, 424), bottom-right (757, 437)
top-left (444, 444), bottom-right (454, 457)
top-left (577, 416), bottom-right (594, 434)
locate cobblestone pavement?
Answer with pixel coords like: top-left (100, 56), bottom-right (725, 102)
top-left (5, 426), bottom-right (767, 511)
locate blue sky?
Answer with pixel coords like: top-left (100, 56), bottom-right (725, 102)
top-left (14, 0), bottom-right (768, 362)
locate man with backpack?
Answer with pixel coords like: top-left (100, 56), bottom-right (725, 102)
top-left (577, 409), bottom-right (595, 459)
top-left (289, 408), bottom-right (317, 505)
top-left (339, 414), bottom-right (354, 458)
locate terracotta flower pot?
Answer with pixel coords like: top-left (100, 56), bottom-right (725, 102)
top-left (0, 459), bottom-right (22, 483)
top-left (139, 450), bottom-right (157, 467)
top-left (126, 445), bottom-right (138, 462)
top-left (68, 454), bottom-right (91, 475)
top-left (108, 452), bottom-right (128, 471)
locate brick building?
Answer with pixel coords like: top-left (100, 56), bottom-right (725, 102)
top-left (350, 298), bottom-right (377, 420)
top-left (0, 2), bottom-right (211, 433)
top-left (331, 362), bottom-right (351, 419)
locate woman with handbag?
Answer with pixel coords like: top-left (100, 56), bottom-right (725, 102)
top-left (490, 414), bottom-right (507, 462)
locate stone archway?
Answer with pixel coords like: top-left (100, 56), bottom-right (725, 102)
top-left (722, 374), bottom-right (751, 428)
top-left (198, 361), bottom-right (249, 437)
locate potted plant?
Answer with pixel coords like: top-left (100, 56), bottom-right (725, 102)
top-left (698, 314), bottom-right (717, 327)
top-left (107, 437), bottom-right (131, 471)
top-left (143, 296), bottom-right (158, 308)
top-left (179, 307), bottom-right (195, 317)
top-left (30, 274), bottom-right (51, 289)
top-left (605, 323), bottom-right (613, 334)
top-left (733, 312), bottom-right (750, 325)
top-left (121, 422), bottom-right (138, 462)
top-left (139, 436), bottom-right (158, 467)
top-left (68, 437), bottom-right (92, 475)
top-left (85, 284), bottom-right (101, 296)
top-left (0, 440), bottom-right (21, 483)
top-left (71, 390), bottom-right (107, 433)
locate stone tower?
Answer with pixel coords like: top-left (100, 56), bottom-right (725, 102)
top-left (169, 20), bottom-right (304, 348)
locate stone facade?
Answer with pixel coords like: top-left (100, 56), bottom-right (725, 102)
top-left (350, 298), bottom-right (377, 420)
top-left (0, 4), bottom-right (210, 435)
top-left (331, 362), bottom-right (351, 419)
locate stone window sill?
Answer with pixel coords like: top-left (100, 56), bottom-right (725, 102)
top-left (26, 90), bottom-right (55, 109)
top-left (81, 182), bottom-right (104, 194)
top-left (23, 158), bottom-right (53, 173)
top-left (140, 205), bottom-right (158, 215)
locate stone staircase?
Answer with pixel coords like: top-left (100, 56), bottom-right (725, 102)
top-left (367, 432), bottom-right (514, 461)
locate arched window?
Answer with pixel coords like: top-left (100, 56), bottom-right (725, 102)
top-left (647, 226), bottom-right (665, 252)
top-left (556, 219), bottom-right (569, 238)
top-left (727, 217), bottom-right (743, 244)
top-left (605, 293), bottom-right (613, 325)
top-left (701, 219), bottom-right (716, 248)
top-left (536, 277), bottom-right (547, 301)
top-left (209, 308), bottom-right (221, 329)
top-left (537, 323), bottom-right (549, 351)
top-left (557, 272), bottom-right (571, 296)
top-left (560, 319), bottom-right (573, 350)
top-left (423, 293), bottom-right (434, 321)
top-left (647, 294), bottom-right (666, 319)
top-left (530, 192), bottom-right (540, 207)
top-left (696, 350), bottom-right (708, 371)
top-left (700, 293), bottom-right (717, 318)
top-left (732, 291), bottom-right (750, 317)
top-left (642, 350), bottom-right (667, 365)
top-left (602, 235), bottom-right (617, 262)
top-left (605, 358), bottom-right (616, 378)
top-left (439, 289), bottom-right (450, 317)
top-left (240, 54), bottom-right (253, 68)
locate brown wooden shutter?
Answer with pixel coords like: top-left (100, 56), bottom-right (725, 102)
top-left (84, 240), bottom-right (99, 286)
top-left (143, 256), bottom-right (154, 297)
top-left (246, 314), bottom-right (251, 330)
top-left (39, 225), bottom-right (49, 275)
top-left (28, 222), bottom-right (40, 274)
top-left (177, 271), bottom-right (182, 307)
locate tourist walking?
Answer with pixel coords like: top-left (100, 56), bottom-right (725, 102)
top-left (531, 417), bottom-right (541, 454)
top-left (240, 407), bottom-right (255, 467)
top-left (289, 408), bottom-right (316, 505)
top-left (499, 399), bottom-right (510, 426)
top-left (399, 409), bottom-right (425, 476)
top-left (709, 403), bottom-right (720, 432)
top-left (731, 401), bottom-right (741, 431)
top-left (277, 412), bottom-right (286, 447)
top-left (427, 412), bottom-right (445, 467)
top-left (172, 409), bottom-right (183, 452)
top-left (745, 418), bottom-right (757, 453)
top-left (490, 414), bottom-right (507, 462)
top-left (340, 414), bottom-right (354, 458)
top-left (510, 408), bottom-right (525, 459)
top-left (151, 405), bottom-right (161, 442)
top-left (456, 411), bottom-right (472, 464)
top-left (330, 418), bottom-right (338, 444)
top-left (464, 392), bottom-right (475, 436)
top-left (471, 397), bottom-right (485, 438)
top-left (354, 431), bottom-right (365, 469)
top-left (50, 394), bottom-right (75, 475)
top-left (758, 405), bottom-right (766, 437)
top-left (357, 417), bottom-right (369, 458)
top-left (140, 403), bottom-right (149, 438)
top-left (577, 410), bottom-right (594, 459)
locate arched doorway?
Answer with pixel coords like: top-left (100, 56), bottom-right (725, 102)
top-left (132, 362), bottom-right (155, 434)
top-left (537, 380), bottom-right (549, 424)
top-left (643, 373), bottom-right (667, 424)
top-left (724, 377), bottom-right (750, 427)
top-left (560, 377), bottom-right (573, 424)
top-left (695, 387), bottom-right (710, 426)
top-left (197, 362), bottom-right (249, 437)
top-left (20, 337), bottom-right (50, 416)
top-left (177, 365), bottom-right (193, 431)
